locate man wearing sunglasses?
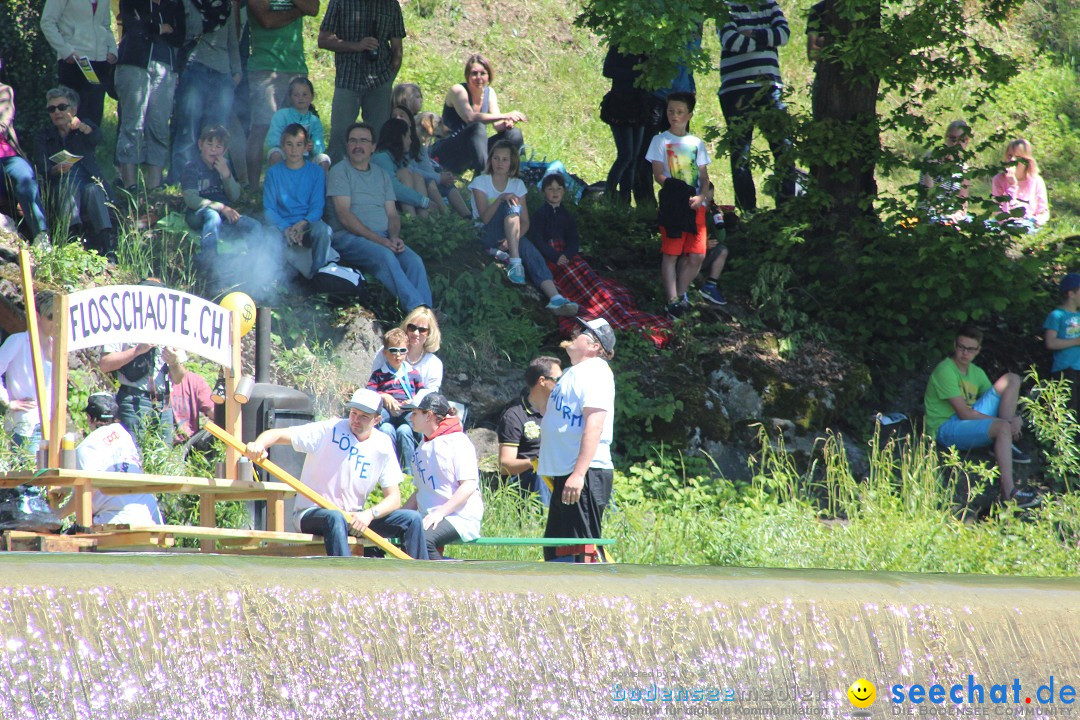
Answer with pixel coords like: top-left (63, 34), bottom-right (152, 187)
top-left (924, 326), bottom-right (1038, 507)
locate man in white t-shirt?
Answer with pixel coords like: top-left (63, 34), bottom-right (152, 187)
top-left (537, 318), bottom-right (616, 562)
top-left (56, 393), bottom-right (164, 527)
top-left (243, 387), bottom-right (428, 558)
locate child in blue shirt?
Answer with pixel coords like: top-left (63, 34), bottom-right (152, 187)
top-left (1044, 272), bottom-right (1080, 414)
top-left (266, 77), bottom-right (330, 171)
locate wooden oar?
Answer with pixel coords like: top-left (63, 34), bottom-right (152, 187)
top-left (204, 421), bottom-right (412, 560)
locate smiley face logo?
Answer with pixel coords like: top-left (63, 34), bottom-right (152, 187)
top-left (847, 678), bottom-right (877, 709)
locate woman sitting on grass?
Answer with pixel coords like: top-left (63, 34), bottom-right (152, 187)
top-left (403, 391), bottom-right (483, 560)
top-left (469, 140), bottom-right (578, 317)
top-left (531, 173), bottom-right (671, 347)
top-left (990, 138), bottom-right (1049, 233)
top-left (372, 118), bottom-right (442, 217)
top-left (431, 53), bottom-right (526, 174)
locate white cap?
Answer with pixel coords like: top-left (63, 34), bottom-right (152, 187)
top-left (344, 388), bottom-right (382, 413)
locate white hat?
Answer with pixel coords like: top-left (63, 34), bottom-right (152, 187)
top-left (344, 388), bottom-right (382, 413)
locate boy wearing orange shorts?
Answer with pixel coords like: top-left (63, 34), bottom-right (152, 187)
top-left (646, 91), bottom-right (711, 319)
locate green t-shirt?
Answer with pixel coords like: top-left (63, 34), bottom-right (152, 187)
top-left (923, 358), bottom-right (992, 438)
top-left (248, 15), bottom-right (307, 74)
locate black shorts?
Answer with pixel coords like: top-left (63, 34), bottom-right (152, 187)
top-left (543, 467), bottom-right (614, 561)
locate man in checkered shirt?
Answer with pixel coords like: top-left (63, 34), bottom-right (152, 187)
top-left (318, 0), bottom-right (407, 162)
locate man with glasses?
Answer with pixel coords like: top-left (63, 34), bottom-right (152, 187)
top-left (924, 326), bottom-right (1038, 507)
top-left (539, 319), bottom-right (616, 561)
top-left (497, 356), bottom-right (562, 505)
top-left (327, 122), bottom-right (432, 311)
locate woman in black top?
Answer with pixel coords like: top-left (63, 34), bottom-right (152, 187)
top-left (430, 53), bottom-right (526, 174)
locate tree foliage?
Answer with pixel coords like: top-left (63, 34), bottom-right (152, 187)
top-left (0, 0), bottom-right (56, 143)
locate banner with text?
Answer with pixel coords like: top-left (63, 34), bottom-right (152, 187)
top-left (66, 286), bottom-right (234, 368)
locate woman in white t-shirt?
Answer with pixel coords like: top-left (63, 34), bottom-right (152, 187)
top-left (403, 391), bottom-right (483, 559)
top-left (468, 140), bottom-right (578, 315)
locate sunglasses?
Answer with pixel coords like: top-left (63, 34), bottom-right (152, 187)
top-left (406, 323), bottom-right (429, 334)
top-left (387, 347), bottom-right (408, 354)
top-left (46, 103), bottom-right (71, 113)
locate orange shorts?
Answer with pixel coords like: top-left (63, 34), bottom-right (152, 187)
top-left (660, 205), bottom-right (707, 256)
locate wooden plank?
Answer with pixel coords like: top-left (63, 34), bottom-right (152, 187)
top-left (48, 293), bottom-right (69, 469)
top-left (199, 495), bottom-right (215, 552)
top-left (3, 531), bottom-right (99, 552)
top-left (104, 524), bottom-right (376, 545)
top-left (0, 469), bottom-right (296, 494)
top-left (93, 532), bottom-right (174, 550)
top-left (266, 491), bottom-right (285, 533)
top-left (75, 480), bottom-right (93, 528)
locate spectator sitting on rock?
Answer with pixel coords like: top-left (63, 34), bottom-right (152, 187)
top-left (370, 306), bottom-right (444, 392)
top-left (266, 76), bottom-right (331, 172)
top-left (0, 54), bottom-right (50, 245)
top-left (372, 118), bottom-right (440, 217)
top-left (923, 325), bottom-right (1037, 507)
top-left (34, 86), bottom-right (115, 254)
top-left (263, 123), bottom-right (339, 282)
top-left (919, 119), bottom-right (972, 225)
top-left (469, 140), bottom-right (578, 316)
top-left (431, 53), bottom-right (526, 174)
top-left (181, 124), bottom-right (265, 278)
top-left (367, 327), bottom-right (424, 461)
top-left (390, 104), bottom-right (470, 218)
top-left (327, 122), bottom-right (432, 311)
top-left (530, 172), bottom-right (672, 345)
top-left (497, 355), bottom-right (562, 505)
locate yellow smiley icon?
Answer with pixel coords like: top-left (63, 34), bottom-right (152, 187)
top-left (848, 678), bottom-right (877, 709)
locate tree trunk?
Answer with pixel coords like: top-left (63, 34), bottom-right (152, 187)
top-left (808, 0), bottom-right (881, 236)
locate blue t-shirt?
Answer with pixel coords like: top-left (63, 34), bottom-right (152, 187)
top-left (1044, 308), bottom-right (1080, 372)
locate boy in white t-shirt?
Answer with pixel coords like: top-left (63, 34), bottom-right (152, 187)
top-left (243, 388), bottom-right (429, 558)
top-left (55, 393), bottom-right (164, 527)
top-left (645, 91), bottom-right (712, 320)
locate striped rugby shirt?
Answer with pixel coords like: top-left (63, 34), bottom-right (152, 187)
top-left (717, 0), bottom-right (790, 96)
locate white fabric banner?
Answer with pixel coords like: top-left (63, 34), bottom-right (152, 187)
top-left (66, 285), bottom-right (234, 368)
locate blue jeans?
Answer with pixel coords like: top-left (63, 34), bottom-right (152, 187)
top-left (718, 85), bottom-right (796, 212)
top-left (187, 207), bottom-right (264, 255)
top-left (170, 62), bottom-right (236, 183)
top-left (299, 507), bottom-right (429, 559)
top-left (378, 409), bottom-right (419, 465)
top-left (275, 220), bottom-right (335, 279)
top-left (0, 155), bottom-right (48, 237)
top-left (479, 204), bottom-right (553, 288)
top-left (331, 230), bottom-right (432, 310)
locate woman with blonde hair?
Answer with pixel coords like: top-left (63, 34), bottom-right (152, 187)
top-left (990, 138), bottom-right (1049, 232)
top-left (368, 306), bottom-right (444, 392)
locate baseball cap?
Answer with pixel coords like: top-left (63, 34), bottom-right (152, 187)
top-left (344, 388), bottom-right (382, 413)
top-left (86, 393), bottom-right (119, 422)
top-left (574, 317), bottom-right (616, 354)
top-left (402, 390), bottom-right (452, 415)
top-left (1061, 273), bottom-right (1080, 294)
